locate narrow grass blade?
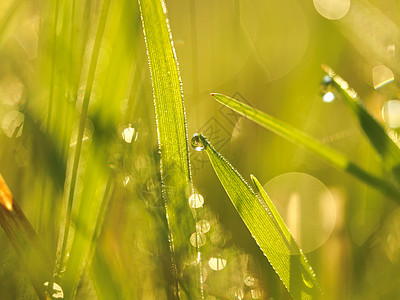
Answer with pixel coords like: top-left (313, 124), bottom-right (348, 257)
top-left (139, 0), bottom-right (199, 297)
top-left (211, 93), bottom-right (400, 201)
top-left (56, 0), bottom-right (111, 277)
top-left (322, 65), bottom-right (400, 181)
top-left (0, 174), bottom-right (53, 300)
top-left (197, 134), bottom-right (321, 299)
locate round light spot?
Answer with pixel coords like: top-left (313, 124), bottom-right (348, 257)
top-left (264, 172), bottom-right (336, 253)
top-left (372, 65), bottom-right (394, 89)
top-left (189, 193), bottom-right (204, 208)
top-left (190, 232), bottom-right (207, 248)
top-left (313, 0), bottom-right (350, 20)
top-left (244, 276), bottom-right (256, 287)
top-left (196, 219), bottom-right (211, 233)
top-left (208, 257), bottom-right (227, 271)
top-left (382, 100), bottom-right (400, 128)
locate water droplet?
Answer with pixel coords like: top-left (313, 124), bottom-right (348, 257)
top-left (191, 132), bottom-right (204, 151)
top-left (196, 219), bottom-right (211, 233)
top-left (320, 75), bottom-right (336, 103)
top-left (122, 124), bottom-right (138, 143)
top-left (2, 110), bottom-right (24, 138)
top-left (123, 175), bottom-right (132, 186)
top-left (190, 232), bottom-right (207, 247)
top-left (244, 276), bottom-right (256, 287)
top-left (43, 281), bottom-right (64, 299)
top-left (322, 75), bottom-right (332, 84)
top-left (382, 100), bottom-right (400, 128)
top-left (322, 91), bottom-right (335, 103)
top-left (189, 193), bottom-right (204, 208)
top-left (208, 257), bottom-right (227, 271)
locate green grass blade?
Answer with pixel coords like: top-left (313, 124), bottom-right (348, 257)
top-left (322, 65), bottom-right (400, 181)
top-left (211, 93), bottom-right (400, 200)
top-left (56, 0), bottom-right (111, 276)
top-left (139, 0), bottom-right (199, 297)
top-left (0, 174), bottom-right (52, 300)
top-left (197, 134), bottom-right (321, 300)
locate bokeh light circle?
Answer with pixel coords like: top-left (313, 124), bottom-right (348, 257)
top-left (263, 172), bottom-right (336, 253)
top-left (313, 0), bottom-right (350, 20)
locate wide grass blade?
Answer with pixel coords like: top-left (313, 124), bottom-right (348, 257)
top-left (211, 93), bottom-right (400, 201)
top-left (196, 133), bottom-right (321, 299)
top-left (139, 0), bottom-right (199, 297)
top-left (322, 65), bottom-right (400, 181)
top-left (0, 174), bottom-right (53, 300)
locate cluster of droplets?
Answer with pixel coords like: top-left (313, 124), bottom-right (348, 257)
top-left (320, 75), bottom-right (336, 103)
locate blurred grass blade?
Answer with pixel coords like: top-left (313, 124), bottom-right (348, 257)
top-left (197, 134), bottom-right (321, 299)
top-left (0, 174), bottom-right (52, 300)
top-left (322, 65), bottom-right (400, 181)
top-left (139, 0), bottom-right (199, 298)
top-left (211, 93), bottom-right (400, 200)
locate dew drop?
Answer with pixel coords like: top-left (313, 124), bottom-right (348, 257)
top-left (191, 132), bottom-right (204, 151)
top-left (122, 124), bottom-right (138, 143)
top-left (208, 257), bottom-right (227, 271)
top-left (196, 219), bottom-right (211, 233)
top-left (189, 193), bottom-right (204, 208)
top-left (43, 281), bottom-right (64, 299)
top-left (190, 232), bottom-right (207, 247)
top-left (322, 91), bottom-right (335, 103)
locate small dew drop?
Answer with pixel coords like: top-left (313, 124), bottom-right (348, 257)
top-left (123, 175), bottom-right (131, 186)
top-left (196, 219), bottom-right (211, 233)
top-left (191, 132), bottom-right (204, 151)
top-left (322, 92), bottom-right (335, 103)
top-left (190, 232), bottom-right (207, 247)
top-left (122, 124), bottom-right (137, 143)
top-left (189, 193), bottom-right (204, 208)
top-left (44, 281), bottom-right (64, 299)
top-left (208, 257), bottom-right (227, 271)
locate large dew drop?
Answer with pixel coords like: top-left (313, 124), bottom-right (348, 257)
top-left (191, 132), bottom-right (204, 151)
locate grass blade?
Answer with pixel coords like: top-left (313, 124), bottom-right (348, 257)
top-left (139, 0), bottom-right (199, 297)
top-left (211, 93), bottom-right (400, 200)
top-left (322, 65), bottom-right (400, 180)
top-left (0, 174), bottom-right (53, 300)
top-left (196, 133), bottom-right (321, 299)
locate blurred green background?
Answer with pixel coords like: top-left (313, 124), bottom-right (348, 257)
top-left (1, 0), bottom-right (400, 299)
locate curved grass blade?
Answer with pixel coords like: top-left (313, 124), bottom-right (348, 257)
top-left (139, 0), bottom-right (200, 297)
top-left (211, 93), bottom-right (400, 201)
top-left (197, 134), bottom-right (321, 299)
top-left (0, 174), bottom-right (53, 300)
top-left (322, 65), bottom-right (400, 181)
